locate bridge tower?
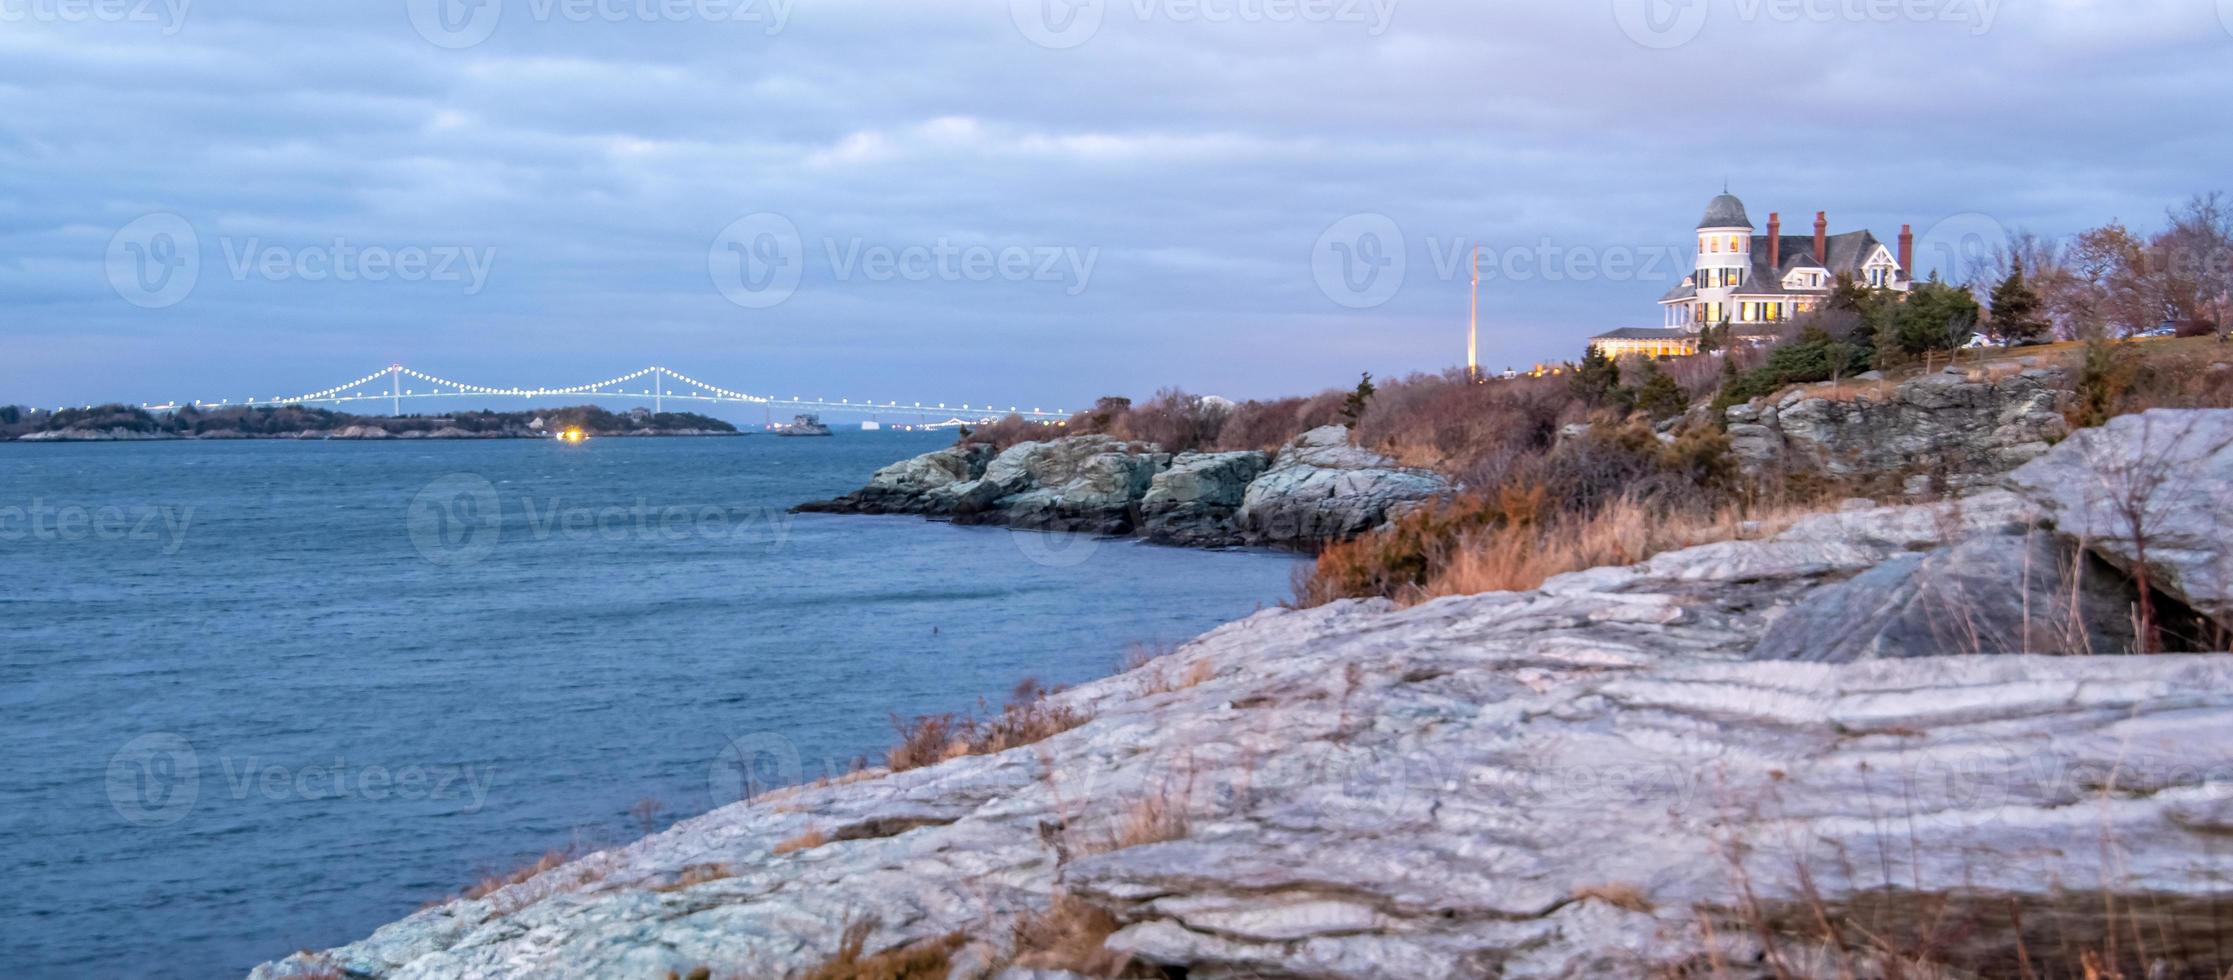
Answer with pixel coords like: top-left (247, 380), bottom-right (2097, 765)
top-left (389, 364), bottom-right (402, 416)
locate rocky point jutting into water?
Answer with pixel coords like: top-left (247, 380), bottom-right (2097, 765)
top-left (257, 410), bottom-right (2233, 979)
top-left (796, 424), bottom-right (1450, 549)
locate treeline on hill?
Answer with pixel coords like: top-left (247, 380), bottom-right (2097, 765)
top-left (957, 192), bottom-right (2233, 608)
top-left (0, 403), bottom-right (735, 439)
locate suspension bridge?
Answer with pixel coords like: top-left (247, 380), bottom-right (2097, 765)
top-left (121, 364), bottom-right (1072, 422)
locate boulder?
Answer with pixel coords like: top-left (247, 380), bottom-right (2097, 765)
top-left (793, 443), bottom-right (993, 515)
top-left (1236, 426), bottom-right (1448, 546)
top-left (2007, 408), bottom-right (2233, 631)
top-left (1139, 451), bottom-right (1272, 547)
top-left (1731, 368), bottom-right (2067, 487)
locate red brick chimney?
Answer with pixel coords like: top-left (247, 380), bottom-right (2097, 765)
top-left (1898, 223), bottom-right (1914, 278)
top-left (1813, 211), bottom-right (1828, 264)
top-left (1767, 212), bottom-right (1781, 268)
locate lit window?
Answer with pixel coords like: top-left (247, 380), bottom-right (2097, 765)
top-left (1709, 238), bottom-right (1719, 253)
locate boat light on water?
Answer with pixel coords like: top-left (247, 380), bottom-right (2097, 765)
top-left (558, 427), bottom-right (587, 444)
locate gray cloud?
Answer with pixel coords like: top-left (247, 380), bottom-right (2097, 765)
top-left (1, 0), bottom-right (2228, 411)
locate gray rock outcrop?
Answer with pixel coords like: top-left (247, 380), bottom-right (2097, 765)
top-left (800, 426), bottom-right (1444, 550)
top-left (2006, 408), bottom-right (2233, 631)
top-left (1140, 451), bottom-right (1272, 546)
top-left (1235, 426), bottom-right (1448, 545)
top-left (259, 413), bottom-right (2233, 980)
top-left (1728, 367), bottom-right (2068, 491)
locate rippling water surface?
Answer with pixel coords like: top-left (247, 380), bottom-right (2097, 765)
top-left (0, 433), bottom-right (1300, 978)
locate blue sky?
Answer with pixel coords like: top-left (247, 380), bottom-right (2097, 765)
top-left (3, 0), bottom-right (2229, 415)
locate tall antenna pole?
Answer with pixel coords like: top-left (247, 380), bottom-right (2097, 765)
top-left (1467, 245), bottom-right (1481, 382)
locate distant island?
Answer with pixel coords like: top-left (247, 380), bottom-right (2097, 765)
top-left (0, 403), bottom-right (740, 442)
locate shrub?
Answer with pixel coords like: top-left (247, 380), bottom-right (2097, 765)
top-left (1297, 422), bottom-right (1756, 607)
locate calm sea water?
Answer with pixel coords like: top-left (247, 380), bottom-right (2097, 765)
top-left (0, 433), bottom-right (1299, 978)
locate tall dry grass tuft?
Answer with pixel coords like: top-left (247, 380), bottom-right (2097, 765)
top-left (798, 918), bottom-right (965, 980)
top-left (1421, 496), bottom-right (1807, 601)
top-left (1298, 421), bottom-right (1802, 607)
top-left (886, 678), bottom-right (1089, 774)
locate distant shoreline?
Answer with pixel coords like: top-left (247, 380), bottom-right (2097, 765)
top-left (5, 429), bottom-right (754, 444)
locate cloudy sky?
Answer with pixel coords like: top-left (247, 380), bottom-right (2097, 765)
top-left (2, 0), bottom-right (2228, 415)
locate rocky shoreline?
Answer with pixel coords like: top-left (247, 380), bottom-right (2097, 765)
top-left (255, 409), bottom-right (2233, 979)
top-left (795, 424), bottom-right (1449, 550)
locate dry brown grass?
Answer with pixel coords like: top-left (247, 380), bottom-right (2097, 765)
top-left (887, 679), bottom-right (1090, 774)
top-left (650, 863), bottom-right (734, 893)
top-left (1304, 491), bottom-right (1817, 608)
top-left (798, 919), bottom-right (966, 980)
top-left (1008, 894), bottom-right (1133, 977)
top-left (463, 848), bottom-right (577, 901)
top-left (1418, 496), bottom-right (1812, 602)
top-left (773, 828), bottom-right (828, 856)
top-left (1574, 882), bottom-right (1656, 915)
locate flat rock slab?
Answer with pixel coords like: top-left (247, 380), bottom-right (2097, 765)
top-left (259, 482), bottom-right (2233, 979)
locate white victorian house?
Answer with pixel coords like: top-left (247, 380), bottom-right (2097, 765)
top-left (1591, 190), bottom-right (1913, 358)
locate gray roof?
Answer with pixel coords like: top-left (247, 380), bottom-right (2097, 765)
top-left (1697, 193), bottom-right (1753, 230)
top-left (1591, 326), bottom-right (1695, 340)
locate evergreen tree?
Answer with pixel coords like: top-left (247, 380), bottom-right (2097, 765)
top-left (1631, 358), bottom-right (1688, 420)
top-left (1338, 372), bottom-right (1376, 425)
top-left (1568, 345), bottom-right (1623, 408)
top-left (1988, 257), bottom-right (2049, 344)
top-left (1887, 277), bottom-right (1984, 360)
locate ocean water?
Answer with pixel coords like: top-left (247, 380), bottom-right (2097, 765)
top-left (0, 434), bottom-right (1300, 978)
